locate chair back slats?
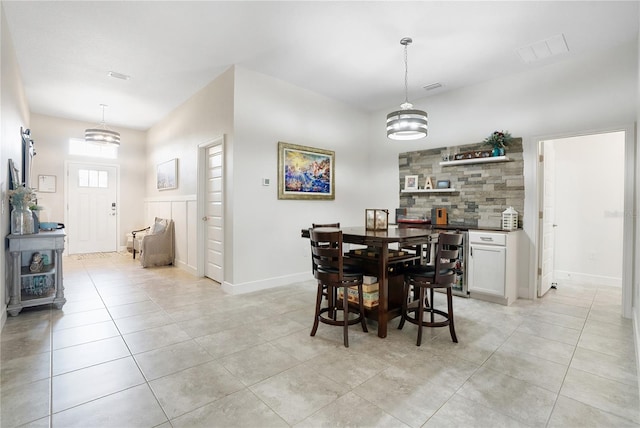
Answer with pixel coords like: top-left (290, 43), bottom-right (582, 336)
top-left (310, 229), bottom-right (344, 281)
top-left (434, 233), bottom-right (462, 285)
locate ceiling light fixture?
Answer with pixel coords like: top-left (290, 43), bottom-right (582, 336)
top-left (85, 104), bottom-right (120, 146)
top-left (386, 37), bottom-right (428, 140)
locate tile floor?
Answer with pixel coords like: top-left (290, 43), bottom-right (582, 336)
top-left (1, 252), bottom-right (638, 427)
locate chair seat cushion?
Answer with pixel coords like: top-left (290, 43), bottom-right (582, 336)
top-left (317, 265), bottom-right (363, 277)
top-left (405, 265), bottom-right (452, 278)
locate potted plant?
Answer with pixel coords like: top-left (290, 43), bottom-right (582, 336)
top-left (483, 130), bottom-right (512, 156)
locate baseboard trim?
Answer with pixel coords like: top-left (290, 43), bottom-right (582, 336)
top-left (554, 270), bottom-right (622, 287)
top-left (175, 260), bottom-right (197, 276)
top-left (0, 308), bottom-right (7, 332)
top-left (222, 271), bottom-right (313, 295)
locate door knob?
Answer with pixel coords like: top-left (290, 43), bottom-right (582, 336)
top-left (202, 216), bottom-right (208, 221)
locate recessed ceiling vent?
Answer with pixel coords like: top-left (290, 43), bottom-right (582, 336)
top-left (108, 71), bottom-right (130, 81)
top-left (423, 82), bottom-right (443, 91)
top-left (516, 34), bottom-right (569, 63)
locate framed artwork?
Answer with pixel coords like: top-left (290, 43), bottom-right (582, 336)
top-left (436, 179), bottom-right (451, 189)
top-left (8, 159), bottom-right (20, 190)
top-left (38, 175), bottom-right (56, 193)
top-left (278, 142), bottom-right (335, 200)
top-left (157, 158), bottom-right (178, 190)
top-left (404, 175), bottom-right (419, 191)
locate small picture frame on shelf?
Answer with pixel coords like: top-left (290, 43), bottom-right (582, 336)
top-left (436, 180), bottom-right (450, 189)
top-left (404, 175), bottom-right (419, 191)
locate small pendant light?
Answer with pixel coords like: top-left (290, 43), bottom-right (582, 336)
top-left (386, 37), bottom-right (428, 140)
top-left (85, 104), bottom-right (121, 146)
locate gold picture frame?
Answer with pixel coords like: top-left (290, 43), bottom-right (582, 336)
top-left (277, 142), bottom-right (335, 200)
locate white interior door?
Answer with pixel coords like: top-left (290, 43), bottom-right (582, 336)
top-left (67, 163), bottom-right (118, 254)
top-left (204, 144), bottom-right (223, 283)
top-left (538, 141), bottom-right (556, 297)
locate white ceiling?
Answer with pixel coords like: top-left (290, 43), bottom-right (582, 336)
top-left (3, 1), bottom-right (638, 131)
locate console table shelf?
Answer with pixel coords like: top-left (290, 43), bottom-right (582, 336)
top-left (6, 229), bottom-right (66, 316)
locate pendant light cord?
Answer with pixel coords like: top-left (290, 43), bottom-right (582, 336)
top-left (404, 42), bottom-right (409, 105)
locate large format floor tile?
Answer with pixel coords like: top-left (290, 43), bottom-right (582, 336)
top-left (1, 253), bottom-right (638, 428)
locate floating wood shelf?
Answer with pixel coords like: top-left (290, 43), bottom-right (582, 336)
top-left (440, 156), bottom-right (510, 166)
top-left (401, 188), bottom-right (457, 193)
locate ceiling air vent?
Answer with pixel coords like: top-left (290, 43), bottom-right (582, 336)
top-left (516, 34), bottom-right (569, 63)
top-left (423, 82), bottom-right (443, 91)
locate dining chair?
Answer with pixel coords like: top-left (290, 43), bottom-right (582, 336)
top-left (398, 232), bottom-right (462, 346)
top-left (309, 228), bottom-right (368, 347)
top-left (312, 223), bottom-right (340, 318)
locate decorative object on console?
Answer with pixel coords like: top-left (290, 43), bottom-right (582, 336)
top-left (8, 186), bottom-right (36, 235)
top-left (483, 130), bottom-right (512, 156)
top-left (366, 209), bottom-right (389, 230)
top-left (277, 142), bottom-right (334, 200)
top-left (386, 37), bottom-right (428, 140)
top-left (404, 175), bottom-right (419, 191)
top-left (85, 104), bottom-right (120, 146)
top-left (502, 206), bottom-right (518, 230)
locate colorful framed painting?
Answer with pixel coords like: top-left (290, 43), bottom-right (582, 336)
top-left (157, 158), bottom-right (178, 190)
top-left (278, 142), bottom-right (335, 200)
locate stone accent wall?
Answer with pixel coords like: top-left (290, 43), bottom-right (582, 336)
top-left (398, 138), bottom-right (524, 229)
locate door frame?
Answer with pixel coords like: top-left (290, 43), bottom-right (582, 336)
top-left (531, 124), bottom-right (634, 318)
top-left (64, 160), bottom-right (120, 255)
top-left (196, 135), bottom-right (225, 280)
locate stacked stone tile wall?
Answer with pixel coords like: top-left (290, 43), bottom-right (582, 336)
top-left (398, 138), bottom-right (524, 229)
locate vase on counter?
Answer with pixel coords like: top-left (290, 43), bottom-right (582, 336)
top-left (11, 206), bottom-right (35, 235)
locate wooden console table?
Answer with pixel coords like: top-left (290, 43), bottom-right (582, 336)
top-left (6, 229), bottom-right (66, 316)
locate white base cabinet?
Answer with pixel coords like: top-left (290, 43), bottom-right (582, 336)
top-left (468, 230), bottom-right (520, 305)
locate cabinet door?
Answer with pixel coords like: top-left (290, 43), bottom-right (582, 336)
top-left (468, 244), bottom-right (506, 297)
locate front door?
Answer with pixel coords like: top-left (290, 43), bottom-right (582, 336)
top-left (66, 162), bottom-right (118, 254)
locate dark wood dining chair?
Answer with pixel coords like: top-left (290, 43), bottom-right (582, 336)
top-left (311, 223), bottom-right (340, 318)
top-left (309, 228), bottom-right (368, 347)
top-left (398, 232), bottom-right (462, 346)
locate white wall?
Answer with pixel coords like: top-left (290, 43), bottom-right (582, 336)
top-left (28, 114), bottom-right (147, 249)
top-left (146, 66), bottom-right (234, 275)
top-left (227, 66), bottom-right (370, 292)
top-left (367, 41), bottom-right (638, 298)
top-left (551, 132), bottom-right (625, 286)
top-left (1, 4), bottom-right (30, 330)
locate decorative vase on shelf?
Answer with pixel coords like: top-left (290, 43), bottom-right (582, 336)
top-left (11, 206), bottom-right (35, 235)
top-left (492, 147), bottom-right (505, 157)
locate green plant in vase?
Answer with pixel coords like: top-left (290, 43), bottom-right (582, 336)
top-left (483, 130), bottom-right (512, 157)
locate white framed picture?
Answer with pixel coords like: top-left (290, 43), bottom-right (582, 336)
top-left (38, 175), bottom-right (56, 193)
top-left (157, 158), bottom-right (178, 190)
top-left (404, 175), bottom-right (419, 191)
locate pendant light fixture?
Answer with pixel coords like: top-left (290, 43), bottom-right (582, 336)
top-left (85, 104), bottom-right (121, 146)
top-left (386, 37), bottom-right (428, 140)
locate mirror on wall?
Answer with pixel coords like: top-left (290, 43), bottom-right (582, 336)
top-left (21, 127), bottom-right (36, 188)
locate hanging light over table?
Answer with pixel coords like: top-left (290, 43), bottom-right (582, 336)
top-left (387, 37), bottom-right (428, 140)
top-left (85, 104), bottom-right (121, 146)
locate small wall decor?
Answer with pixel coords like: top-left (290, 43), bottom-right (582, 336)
top-left (436, 179), bottom-right (450, 189)
top-left (8, 159), bottom-right (20, 190)
top-left (277, 142), bottom-right (335, 200)
top-left (157, 158), bottom-right (178, 190)
top-left (404, 175), bottom-right (419, 191)
top-left (424, 177), bottom-right (434, 190)
top-left (38, 175), bottom-right (56, 193)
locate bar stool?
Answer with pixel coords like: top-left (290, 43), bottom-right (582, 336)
top-left (309, 228), bottom-right (368, 347)
top-left (398, 232), bottom-right (462, 346)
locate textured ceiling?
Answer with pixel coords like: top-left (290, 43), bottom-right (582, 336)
top-left (3, 1), bottom-right (638, 130)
